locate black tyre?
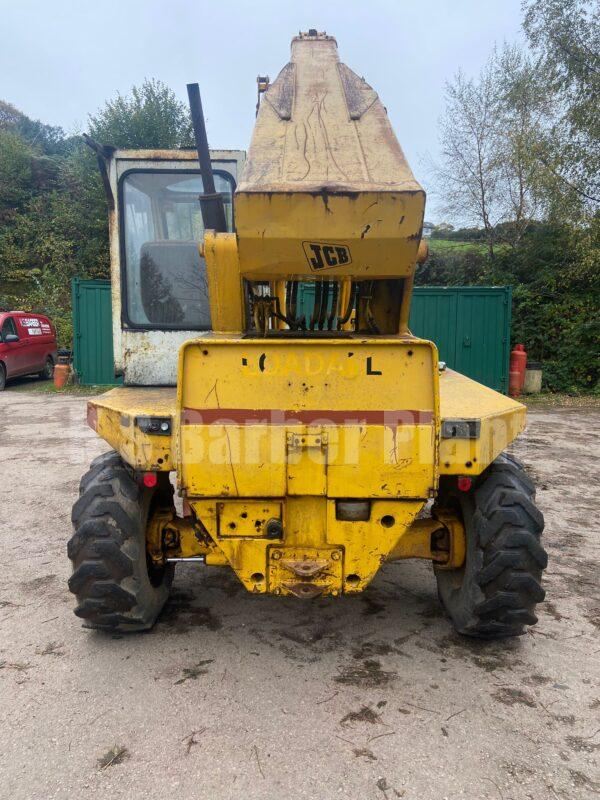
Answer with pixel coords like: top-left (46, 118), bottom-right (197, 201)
top-left (39, 356), bottom-right (54, 381)
top-left (68, 450), bottom-right (174, 632)
top-left (0, 363), bottom-right (5, 391)
top-left (434, 452), bottom-right (547, 639)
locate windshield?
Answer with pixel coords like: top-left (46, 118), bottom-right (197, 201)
top-left (121, 170), bottom-right (234, 329)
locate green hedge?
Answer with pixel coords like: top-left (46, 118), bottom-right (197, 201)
top-left (419, 222), bottom-right (599, 394)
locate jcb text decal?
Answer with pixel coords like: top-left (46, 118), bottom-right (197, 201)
top-left (302, 241), bottom-right (352, 271)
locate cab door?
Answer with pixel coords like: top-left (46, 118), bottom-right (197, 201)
top-left (1, 316), bottom-right (28, 377)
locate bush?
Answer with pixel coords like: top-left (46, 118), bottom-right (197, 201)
top-left (417, 220), bottom-right (599, 393)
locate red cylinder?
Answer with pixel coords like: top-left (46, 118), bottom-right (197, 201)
top-left (509, 368), bottom-right (522, 398)
top-left (53, 363), bottom-right (70, 389)
top-left (509, 344), bottom-right (527, 394)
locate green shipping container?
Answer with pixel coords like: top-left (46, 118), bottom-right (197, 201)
top-left (296, 284), bottom-right (511, 393)
top-left (72, 279), bottom-right (121, 386)
top-left (409, 286), bottom-right (511, 394)
top-left (73, 280), bottom-right (511, 393)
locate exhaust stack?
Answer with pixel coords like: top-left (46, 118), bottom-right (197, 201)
top-left (186, 82), bottom-right (227, 233)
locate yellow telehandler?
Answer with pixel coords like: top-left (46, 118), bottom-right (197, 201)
top-left (69, 31), bottom-right (546, 638)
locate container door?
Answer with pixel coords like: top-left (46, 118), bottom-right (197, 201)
top-left (409, 289), bottom-right (457, 366)
top-left (455, 290), bottom-right (509, 393)
top-left (73, 280), bottom-right (120, 386)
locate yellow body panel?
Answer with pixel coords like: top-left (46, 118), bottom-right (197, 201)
top-left (177, 337), bottom-right (438, 500)
top-left (178, 337), bottom-right (437, 411)
top-left (239, 35), bottom-right (422, 196)
top-left (173, 335), bottom-right (438, 592)
top-left (235, 33), bottom-right (425, 281)
top-left (326, 424), bottom-right (436, 498)
top-left (87, 367), bottom-right (525, 481)
top-left (235, 191), bottom-right (424, 280)
top-left (88, 357), bottom-right (523, 595)
top-left (438, 369), bottom-right (526, 475)
top-left (216, 500), bottom-right (282, 537)
top-left (203, 231), bottom-right (244, 332)
top-left (88, 387), bottom-right (176, 471)
top-left (189, 496), bottom-right (425, 595)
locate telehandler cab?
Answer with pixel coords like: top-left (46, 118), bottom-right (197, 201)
top-left (69, 31), bottom-right (547, 639)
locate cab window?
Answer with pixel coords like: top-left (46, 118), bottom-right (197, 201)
top-left (120, 170), bottom-right (234, 330)
top-left (1, 317), bottom-right (17, 340)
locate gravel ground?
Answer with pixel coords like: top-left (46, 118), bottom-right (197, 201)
top-left (0, 389), bottom-right (598, 800)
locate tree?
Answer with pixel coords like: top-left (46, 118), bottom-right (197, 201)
top-left (0, 80), bottom-right (200, 344)
top-left (0, 129), bottom-right (34, 219)
top-left (424, 6), bottom-right (599, 394)
top-left (0, 100), bottom-right (67, 155)
top-left (523, 0), bottom-right (600, 215)
top-left (492, 44), bottom-right (551, 246)
top-left (430, 63), bottom-right (501, 258)
top-left (430, 45), bottom-right (553, 251)
top-left (88, 78), bottom-right (194, 149)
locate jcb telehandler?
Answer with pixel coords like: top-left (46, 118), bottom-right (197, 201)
top-left (69, 31), bottom-right (547, 638)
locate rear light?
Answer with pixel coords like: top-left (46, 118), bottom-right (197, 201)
top-left (136, 416), bottom-right (172, 435)
top-left (457, 476), bottom-right (472, 492)
top-left (142, 472), bottom-right (158, 488)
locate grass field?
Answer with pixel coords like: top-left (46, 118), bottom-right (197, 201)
top-left (428, 238), bottom-right (509, 255)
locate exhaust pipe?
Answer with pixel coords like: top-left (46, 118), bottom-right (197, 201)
top-left (186, 82), bottom-right (228, 233)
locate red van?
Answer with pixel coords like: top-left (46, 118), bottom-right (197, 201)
top-left (0, 311), bottom-right (58, 390)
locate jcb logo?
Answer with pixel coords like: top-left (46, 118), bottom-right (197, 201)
top-left (302, 241), bottom-right (352, 271)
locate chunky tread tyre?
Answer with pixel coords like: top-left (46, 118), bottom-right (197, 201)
top-left (68, 452), bottom-right (174, 632)
top-left (79, 451), bottom-right (124, 495)
top-left (435, 453), bottom-right (547, 639)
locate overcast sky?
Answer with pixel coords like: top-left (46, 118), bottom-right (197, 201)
top-left (1, 0), bottom-right (524, 219)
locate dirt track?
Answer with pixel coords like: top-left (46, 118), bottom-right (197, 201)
top-left (0, 390), bottom-right (598, 800)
